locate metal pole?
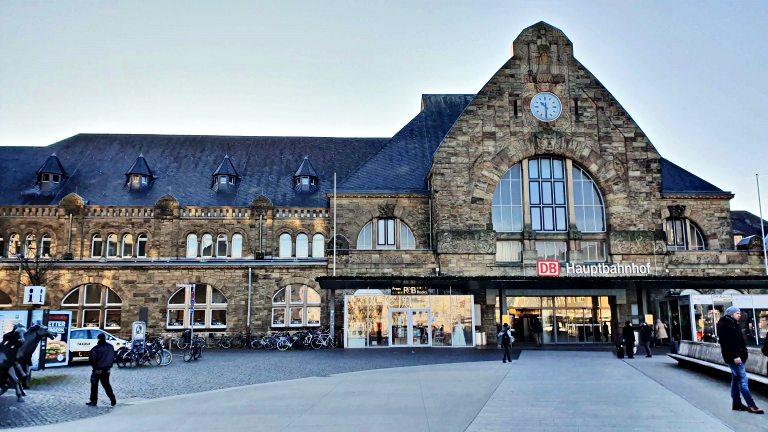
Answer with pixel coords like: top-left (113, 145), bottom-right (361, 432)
top-left (757, 174), bottom-right (768, 276)
top-left (333, 172), bottom-right (337, 277)
top-left (247, 267), bottom-right (252, 337)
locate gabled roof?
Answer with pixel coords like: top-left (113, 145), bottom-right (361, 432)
top-left (731, 210), bottom-right (768, 237)
top-left (125, 154), bottom-right (153, 177)
top-left (339, 94), bottom-right (475, 193)
top-left (0, 134), bottom-right (388, 207)
top-left (37, 153), bottom-right (67, 176)
top-left (660, 158), bottom-right (732, 198)
top-left (212, 155), bottom-right (239, 177)
top-left (294, 156), bottom-right (318, 178)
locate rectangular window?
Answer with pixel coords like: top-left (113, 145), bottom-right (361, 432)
top-left (301, 177), bottom-right (309, 185)
top-left (52, 174), bottom-right (61, 183)
top-left (535, 241), bottom-right (567, 261)
top-left (133, 175), bottom-right (140, 184)
top-left (84, 285), bottom-right (101, 305)
top-left (137, 236), bottom-right (147, 257)
top-left (167, 310), bottom-right (185, 327)
top-left (228, 177), bottom-right (234, 185)
top-left (580, 241), bottom-right (606, 262)
top-left (306, 307), bottom-right (321, 326)
top-left (210, 310), bottom-right (227, 327)
top-left (496, 241), bottom-right (523, 262)
top-left (377, 219), bottom-right (396, 247)
top-left (104, 309), bottom-right (121, 329)
top-left (42, 173), bottom-right (50, 182)
top-left (289, 307), bottom-right (304, 326)
top-left (91, 237), bottom-right (103, 258)
top-left (82, 310), bottom-right (101, 327)
top-left (272, 308), bottom-right (286, 327)
top-left (141, 176), bottom-right (147, 185)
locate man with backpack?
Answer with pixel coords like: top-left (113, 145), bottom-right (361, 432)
top-left (86, 333), bottom-right (117, 407)
top-left (498, 323), bottom-right (513, 363)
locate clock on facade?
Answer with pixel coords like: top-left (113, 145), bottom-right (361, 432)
top-left (530, 92), bottom-right (562, 122)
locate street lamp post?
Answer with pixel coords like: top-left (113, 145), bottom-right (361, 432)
top-left (757, 174), bottom-right (768, 276)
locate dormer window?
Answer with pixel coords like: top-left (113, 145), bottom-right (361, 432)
top-left (52, 174), bottom-right (60, 183)
top-left (125, 154), bottom-right (154, 191)
top-left (36, 153), bottom-right (67, 189)
top-left (212, 156), bottom-right (240, 193)
top-left (42, 173), bottom-right (50, 182)
top-left (293, 156), bottom-right (320, 193)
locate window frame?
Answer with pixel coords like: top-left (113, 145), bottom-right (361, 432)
top-left (60, 284), bottom-right (123, 331)
top-left (216, 234), bottom-right (228, 258)
top-left (91, 234), bottom-right (103, 258)
top-left (121, 233), bottom-right (134, 258)
top-left (271, 285), bottom-right (321, 328)
top-left (136, 233), bottom-right (148, 258)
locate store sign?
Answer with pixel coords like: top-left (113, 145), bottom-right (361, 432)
top-left (391, 287), bottom-right (429, 295)
top-left (44, 311), bottom-right (71, 367)
top-left (536, 261), bottom-right (653, 277)
top-left (23, 286), bottom-right (45, 305)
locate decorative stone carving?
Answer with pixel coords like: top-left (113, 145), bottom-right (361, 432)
top-left (250, 195), bottom-right (273, 217)
top-left (532, 129), bottom-right (566, 154)
top-left (668, 205), bottom-right (686, 219)
top-left (58, 193), bottom-right (85, 216)
top-left (609, 230), bottom-right (666, 255)
top-left (437, 230), bottom-right (496, 254)
top-left (378, 203), bottom-right (396, 218)
top-left (568, 225), bottom-right (582, 240)
top-left (153, 195), bottom-right (179, 219)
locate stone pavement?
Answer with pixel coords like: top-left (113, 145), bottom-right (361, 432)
top-left (9, 349), bottom-right (768, 432)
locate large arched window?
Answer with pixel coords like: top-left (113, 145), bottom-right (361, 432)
top-left (61, 284), bottom-right (123, 330)
top-left (271, 285), bottom-right (321, 327)
top-left (24, 234), bottom-right (37, 258)
top-left (312, 234), bottom-right (325, 258)
top-left (106, 234), bottom-right (118, 258)
top-left (121, 234), bottom-right (134, 258)
top-left (231, 234), bottom-right (243, 258)
top-left (356, 219), bottom-right (416, 250)
top-left (666, 218), bottom-right (706, 251)
top-left (296, 234), bottom-right (309, 258)
top-left (279, 233), bottom-right (292, 258)
top-left (572, 166), bottom-right (605, 232)
top-left (186, 234), bottom-right (198, 258)
top-left (91, 234), bottom-right (103, 258)
top-left (166, 284), bottom-right (227, 329)
top-left (201, 234), bottom-right (213, 258)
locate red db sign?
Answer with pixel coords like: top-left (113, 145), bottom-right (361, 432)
top-left (536, 260), bottom-right (561, 277)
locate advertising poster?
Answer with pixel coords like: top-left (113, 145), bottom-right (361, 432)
top-left (0, 310), bottom-right (28, 334)
top-left (44, 311), bottom-right (71, 367)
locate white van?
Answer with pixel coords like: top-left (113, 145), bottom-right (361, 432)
top-left (69, 328), bottom-right (129, 362)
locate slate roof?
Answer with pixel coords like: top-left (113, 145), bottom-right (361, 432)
top-left (731, 210), bottom-right (768, 237)
top-left (125, 154), bottom-right (153, 177)
top-left (212, 155), bottom-right (239, 177)
top-left (660, 158), bottom-right (732, 197)
top-left (294, 157), bottom-right (318, 178)
top-left (37, 153), bottom-right (67, 176)
top-left (339, 94), bottom-right (475, 193)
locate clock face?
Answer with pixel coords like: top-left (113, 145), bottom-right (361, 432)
top-left (530, 92), bottom-right (562, 122)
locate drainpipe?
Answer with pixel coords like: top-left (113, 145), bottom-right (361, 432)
top-left (247, 267), bottom-right (252, 337)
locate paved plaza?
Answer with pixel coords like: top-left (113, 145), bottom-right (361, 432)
top-left (3, 347), bottom-right (768, 431)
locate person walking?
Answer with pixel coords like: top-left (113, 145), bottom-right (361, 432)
top-left (655, 319), bottom-right (669, 346)
top-left (639, 321), bottom-right (653, 358)
top-left (717, 306), bottom-right (763, 414)
top-left (622, 321), bottom-right (636, 359)
top-left (86, 333), bottom-right (117, 407)
top-left (531, 317), bottom-right (544, 347)
top-left (498, 323), bottom-right (513, 363)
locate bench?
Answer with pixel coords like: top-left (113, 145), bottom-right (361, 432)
top-left (668, 341), bottom-right (768, 385)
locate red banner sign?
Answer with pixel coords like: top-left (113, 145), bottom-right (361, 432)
top-left (536, 260), bottom-right (561, 277)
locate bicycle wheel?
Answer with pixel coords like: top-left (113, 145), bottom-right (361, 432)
top-left (183, 348), bottom-right (193, 362)
top-left (193, 346), bottom-right (202, 360)
top-left (311, 337), bottom-right (323, 350)
top-left (175, 338), bottom-right (189, 350)
top-left (160, 349), bottom-right (172, 366)
top-left (219, 338), bottom-right (232, 349)
top-left (149, 352), bottom-right (161, 366)
top-left (231, 337), bottom-right (243, 349)
top-left (277, 338), bottom-right (291, 351)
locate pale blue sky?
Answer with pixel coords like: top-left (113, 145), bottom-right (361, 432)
top-left (1, 1), bottom-right (766, 215)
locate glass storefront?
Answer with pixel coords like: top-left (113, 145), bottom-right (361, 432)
top-left (671, 294), bottom-right (768, 346)
top-left (495, 296), bottom-right (613, 344)
top-left (344, 293), bottom-right (474, 348)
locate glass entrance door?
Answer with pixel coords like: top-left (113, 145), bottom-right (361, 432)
top-left (389, 308), bottom-right (431, 347)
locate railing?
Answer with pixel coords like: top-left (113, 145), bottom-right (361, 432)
top-left (0, 205), bottom-right (330, 219)
top-left (0, 206), bottom-right (60, 217)
top-left (273, 208), bottom-right (329, 219)
top-left (180, 207), bottom-right (249, 219)
top-left (85, 207), bottom-right (154, 218)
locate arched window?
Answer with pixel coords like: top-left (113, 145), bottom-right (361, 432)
top-left (136, 234), bottom-right (148, 258)
top-left (121, 234), bottom-right (134, 258)
top-left (24, 234), bottom-right (37, 258)
top-left (271, 285), bottom-right (321, 327)
top-left (312, 234), bottom-right (325, 258)
top-left (572, 166), bottom-right (605, 232)
top-left (186, 234), bottom-right (198, 258)
top-left (216, 234), bottom-right (228, 257)
top-left (106, 234), bottom-right (118, 258)
top-left (40, 234), bottom-right (52, 258)
top-left (491, 164), bottom-right (523, 232)
top-left (60, 284), bottom-right (123, 330)
top-left (279, 233), bottom-right (292, 258)
top-left (91, 234), bottom-right (103, 258)
top-left (666, 218), bottom-right (706, 251)
top-left (356, 219), bottom-right (416, 250)
top-left (201, 234), bottom-right (213, 258)
top-left (296, 234), bottom-right (309, 258)
top-left (8, 234), bottom-right (20, 257)
top-left (166, 284), bottom-right (227, 329)
top-left (231, 234), bottom-right (243, 258)
top-left (0, 290), bottom-right (12, 306)
top-left (528, 157), bottom-right (567, 232)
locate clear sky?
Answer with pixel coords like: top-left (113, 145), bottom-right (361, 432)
top-left (1, 1), bottom-right (766, 216)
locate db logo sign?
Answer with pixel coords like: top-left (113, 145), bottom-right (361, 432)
top-left (536, 260), bottom-right (561, 277)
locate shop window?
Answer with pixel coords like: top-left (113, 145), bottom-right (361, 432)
top-left (201, 234), bottom-right (213, 258)
top-left (40, 234), bottom-right (52, 258)
top-left (496, 241), bottom-right (523, 262)
top-left (24, 234), bottom-right (37, 258)
top-left (535, 241), bottom-right (567, 261)
top-left (216, 234), bottom-right (228, 257)
top-left (356, 219), bottom-right (416, 250)
top-left (580, 241), bottom-right (606, 262)
top-left (666, 218), bottom-right (706, 251)
top-left (312, 234), bottom-right (325, 258)
top-left (186, 233), bottom-right (198, 258)
top-left (296, 234), bottom-right (309, 258)
top-left (91, 234), bottom-right (103, 258)
top-left (165, 284), bottom-right (227, 329)
top-left (8, 234), bottom-right (20, 257)
top-left (279, 233), bottom-right (292, 258)
top-left (106, 234), bottom-right (118, 258)
top-left (137, 234), bottom-right (147, 258)
top-left (272, 285), bottom-right (321, 327)
top-left (231, 234), bottom-right (243, 258)
top-left (121, 234), bottom-right (134, 258)
top-left (60, 284), bottom-right (123, 330)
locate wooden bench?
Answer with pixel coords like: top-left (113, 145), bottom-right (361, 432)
top-left (668, 341), bottom-right (768, 385)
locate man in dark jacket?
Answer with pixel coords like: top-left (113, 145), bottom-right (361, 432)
top-left (622, 321), bottom-right (635, 359)
top-left (639, 321), bottom-right (653, 358)
top-left (717, 306), bottom-right (763, 414)
top-left (87, 333), bottom-right (116, 407)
